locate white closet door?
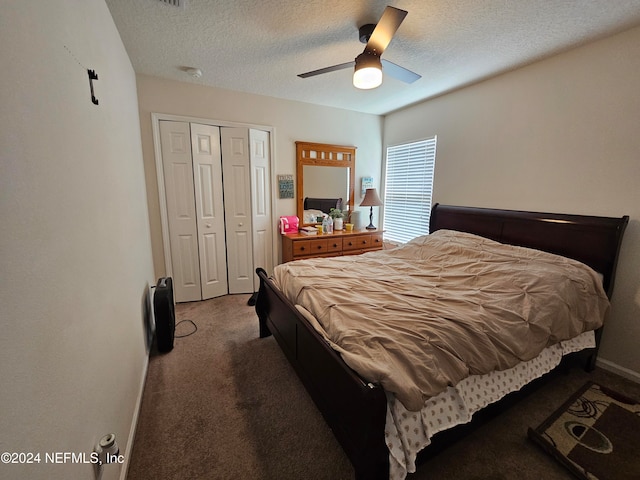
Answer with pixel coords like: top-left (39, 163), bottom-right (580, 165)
top-left (221, 127), bottom-right (254, 294)
top-left (159, 120), bottom-right (201, 302)
top-left (249, 129), bottom-right (273, 291)
top-left (191, 124), bottom-right (228, 299)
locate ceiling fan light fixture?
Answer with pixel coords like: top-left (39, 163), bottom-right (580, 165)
top-left (353, 53), bottom-right (382, 90)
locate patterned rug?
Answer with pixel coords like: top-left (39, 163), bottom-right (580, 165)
top-left (528, 382), bottom-right (640, 480)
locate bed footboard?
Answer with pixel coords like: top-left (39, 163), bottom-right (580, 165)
top-left (255, 268), bottom-right (390, 479)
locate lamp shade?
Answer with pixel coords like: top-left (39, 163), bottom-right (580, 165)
top-left (353, 53), bottom-right (382, 90)
top-left (360, 188), bottom-right (383, 207)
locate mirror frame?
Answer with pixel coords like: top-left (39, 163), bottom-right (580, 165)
top-left (296, 141), bottom-right (356, 226)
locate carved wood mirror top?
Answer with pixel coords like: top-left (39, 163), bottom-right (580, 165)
top-left (296, 141), bottom-right (356, 226)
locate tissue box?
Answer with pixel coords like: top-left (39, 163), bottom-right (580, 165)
top-left (279, 216), bottom-right (299, 234)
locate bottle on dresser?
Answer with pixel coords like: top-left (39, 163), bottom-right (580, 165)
top-left (322, 215), bottom-right (333, 234)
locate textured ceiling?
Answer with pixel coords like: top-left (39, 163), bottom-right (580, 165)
top-left (105, 0), bottom-right (640, 115)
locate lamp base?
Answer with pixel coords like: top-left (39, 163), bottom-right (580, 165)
top-left (365, 206), bottom-right (376, 230)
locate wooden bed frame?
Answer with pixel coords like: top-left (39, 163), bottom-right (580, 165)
top-left (255, 204), bottom-right (628, 479)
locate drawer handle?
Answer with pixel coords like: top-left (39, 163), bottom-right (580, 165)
top-left (317, 245), bottom-right (322, 250)
top-left (348, 242), bottom-right (353, 246)
top-left (300, 247), bottom-right (305, 251)
top-left (332, 243), bottom-right (338, 247)
top-left (374, 238), bottom-right (380, 243)
top-left (362, 240), bottom-right (367, 244)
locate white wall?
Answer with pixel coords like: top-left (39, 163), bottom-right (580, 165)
top-left (135, 75), bottom-right (383, 272)
top-left (0, 2), bottom-right (154, 479)
top-left (384, 26), bottom-right (640, 378)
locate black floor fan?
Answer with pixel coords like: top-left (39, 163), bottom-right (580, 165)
top-left (153, 277), bottom-right (175, 353)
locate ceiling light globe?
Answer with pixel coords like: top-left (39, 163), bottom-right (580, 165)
top-left (353, 52), bottom-right (383, 90)
top-left (353, 67), bottom-right (382, 89)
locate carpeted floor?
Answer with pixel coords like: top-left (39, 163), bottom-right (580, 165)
top-left (126, 294), bottom-right (640, 480)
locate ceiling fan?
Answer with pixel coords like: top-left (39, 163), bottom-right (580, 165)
top-left (298, 6), bottom-right (421, 90)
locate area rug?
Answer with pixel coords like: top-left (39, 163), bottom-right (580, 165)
top-left (528, 382), bottom-right (640, 480)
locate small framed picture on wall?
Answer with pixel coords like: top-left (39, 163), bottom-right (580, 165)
top-left (278, 174), bottom-right (294, 199)
top-left (361, 176), bottom-right (373, 196)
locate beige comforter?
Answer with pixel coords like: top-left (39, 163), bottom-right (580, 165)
top-left (272, 230), bottom-right (609, 411)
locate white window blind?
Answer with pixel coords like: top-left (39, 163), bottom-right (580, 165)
top-left (383, 137), bottom-right (437, 244)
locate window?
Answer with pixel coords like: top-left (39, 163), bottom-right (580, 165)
top-left (383, 137), bottom-right (437, 244)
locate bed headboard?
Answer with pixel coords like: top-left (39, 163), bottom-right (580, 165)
top-left (303, 197), bottom-right (342, 214)
top-left (429, 204), bottom-right (628, 298)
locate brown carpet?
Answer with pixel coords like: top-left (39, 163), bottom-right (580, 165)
top-left (126, 294), bottom-right (640, 480)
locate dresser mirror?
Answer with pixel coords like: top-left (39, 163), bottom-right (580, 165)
top-left (296, 141), bottom-right (356, 226)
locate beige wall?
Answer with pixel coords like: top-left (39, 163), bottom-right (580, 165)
top-left (384, 26), bottom-right (640, 378)
top-left (0, 1), bottom-right (154, 479)
top-left (135, 75), bottom-right (383, 273)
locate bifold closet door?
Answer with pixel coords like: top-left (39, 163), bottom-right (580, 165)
top-left (249, 128), bottom-right (274, 291)
top-left (221, 127), bottom-right (254, 294)
top-left (191, 123), bottom-right (228, 299)
top-left (160, 120), bottom-right (274, 300)
top-left (160, 120), bottom-right (201, 302)
top-left (221, 127), bottom-right (273, 293)
top-left (160, 120), bottom-right (228, 302)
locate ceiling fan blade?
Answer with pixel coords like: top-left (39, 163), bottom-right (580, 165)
top-left (381, 59), bottom-right (421, 84)
top-left (298, 61), bottom-right (355, 78)
top-left (364, 6), bottom-right (407, 56)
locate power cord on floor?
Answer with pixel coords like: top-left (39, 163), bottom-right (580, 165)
top-left (175, 319), bottom-right (198, 338)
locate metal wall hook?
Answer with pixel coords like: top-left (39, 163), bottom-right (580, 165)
top-left (87, 69), bottom-right (99, 105)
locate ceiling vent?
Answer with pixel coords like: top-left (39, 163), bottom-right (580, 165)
top-left (158, 0), bottom-right (185, 8)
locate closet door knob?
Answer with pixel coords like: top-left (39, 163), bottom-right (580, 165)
top-left (238, 222), bottom-right (243, 227)
top-left (206, 223), bottom-right (212, 228)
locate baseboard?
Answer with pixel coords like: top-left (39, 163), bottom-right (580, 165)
top-left (596, 357), bottom-right (640, 384)
top-left (119, 355), bottom-right (149, 480)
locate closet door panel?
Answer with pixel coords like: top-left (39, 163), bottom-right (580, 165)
top-left (160, 120), bottom-right (201, 302)
top-left (191, 124), bottom-right (228, 299)
top-left (221, 127), bottom-right (254, 294)
top-left (249, 129), bottom-right (273, 290)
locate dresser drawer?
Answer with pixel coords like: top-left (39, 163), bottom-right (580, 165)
top-left (343, 234), bottom-right (371, 251)
top-left (293, 238), bottom-right (328, 257)
top-left (326, 238), bottom-right (343, 253)
top-left (309, 239), bottom-right (329, 255)
top-left (292, 240), bottom-right (310, 257)
top-left (370, 232), bottom-right (384, 249)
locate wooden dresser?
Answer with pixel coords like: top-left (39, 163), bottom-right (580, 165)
top-left (281, 230), bottom-right (384, 263)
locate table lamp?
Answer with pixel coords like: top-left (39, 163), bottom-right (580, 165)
top-left (359, 188), bottom-right (383, 230)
